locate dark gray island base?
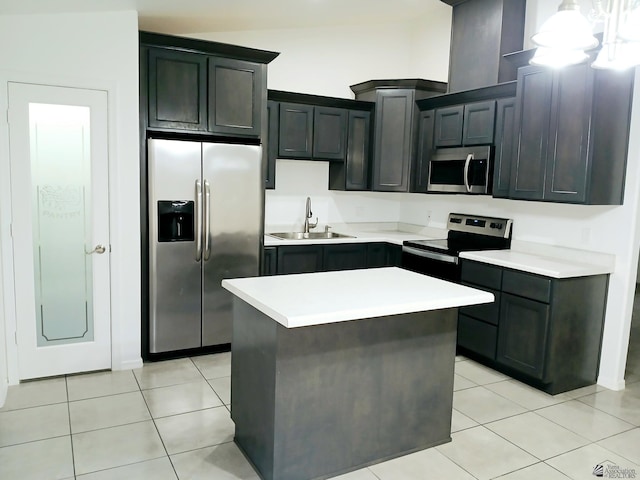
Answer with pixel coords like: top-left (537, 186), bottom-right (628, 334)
top-left (230, 298), bottom-right (457, 480)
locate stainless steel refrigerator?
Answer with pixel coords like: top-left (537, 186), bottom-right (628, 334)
top-left (148, 138), bottom-right (262, 353)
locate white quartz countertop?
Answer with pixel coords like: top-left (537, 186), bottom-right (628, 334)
top-left (459, 249), bottom-right (614, 278)
top-left (221, 267), bottom-right (494, 328)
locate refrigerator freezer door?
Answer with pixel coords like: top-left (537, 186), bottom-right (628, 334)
top-left (149, 139), bottom-right (203, 353)
top-left (201, 143), bottom-right (262, 346)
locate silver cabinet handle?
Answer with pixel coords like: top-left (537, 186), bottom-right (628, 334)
top-left (195, 180), bottom-right (203, 262)
top-left (86, 244), bottom-right (106, 255)
top-left (203, 179), bottom-right (211, 261)
top-left (464, 153), bottom-right (473, 193)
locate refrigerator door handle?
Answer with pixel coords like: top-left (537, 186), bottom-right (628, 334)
top-left (203, 179), bottom-right (212, 261)
top-left (195, 179), bottom-right (203, 261)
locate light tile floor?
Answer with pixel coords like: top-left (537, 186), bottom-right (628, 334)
top-left (0, 320), bottom-right (638, 480)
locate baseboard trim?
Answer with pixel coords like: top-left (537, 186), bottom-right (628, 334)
top-left (597, 376), bottom-right (626, 391)
top-left (0, 377), bottom-right (8, 408)
top-left (113, 358), bottom-right (143, 371)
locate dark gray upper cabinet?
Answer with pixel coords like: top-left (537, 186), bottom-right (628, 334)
top-left (265, 100), bottom-right (278, 189)
top-left (434, 101), bottom-right (495, 148)
top-left (351, 79), bottom-right (447, 193)
top-left (330, 110), bottom-right (371, 191)
top-left (148, 49), bottom-right (208, 131)
top-left (371, 89), bottom-right (415, 191)
top-left (445, 0), bottom-right (526, 93)
top-left (463, 101), bottom-right (496, 146)
top-left (434, 105), bottom-right (463, 147)
top-left (208, 57), bottom-right (263, 137)
top-left (313, 107), bottom-right (347, 160)
top-left (492, 97), bottom-right (516, 198)
top-left (413, 110), bottom-right (435, 193)
top-left (278, 102), bottom-right (314, 159)
top-left (510, 64), bottom-right (634, 205)
top-left (142, 33), bottom-right (277, 139)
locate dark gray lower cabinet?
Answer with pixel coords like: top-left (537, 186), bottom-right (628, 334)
top-left (459, 260), bottom-right (608, 394)
top-left (497, 293), bottom-right (550, 380)
top-left (262, 246), bottom-right (277, 276)
top-left (276, 245), bottom-right (323, 274)
top-left (324, 244), bottom-right (368, 271)
top-left (265, 242), bottom-right (401, 275)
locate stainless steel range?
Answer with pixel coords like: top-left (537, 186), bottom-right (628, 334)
top-left (402, 213), bottom-right (513, 282)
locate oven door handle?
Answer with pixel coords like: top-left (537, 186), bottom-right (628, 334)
top-left (464, 153), bottom-right (473, 193)
top-left (402, 246), bottom-right (459, 264)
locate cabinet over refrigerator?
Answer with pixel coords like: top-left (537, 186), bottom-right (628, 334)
top-left (148, 138), bottom-right (262, 354)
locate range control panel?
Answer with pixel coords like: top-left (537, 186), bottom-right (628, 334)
top-left (447, 213), bottom-right (512, 238)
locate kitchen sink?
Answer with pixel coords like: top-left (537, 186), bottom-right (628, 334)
top-left (268, 231), bottom-right (354, 240)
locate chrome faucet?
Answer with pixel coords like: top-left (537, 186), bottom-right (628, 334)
top-left (303, 196), bottom-right (318, 234)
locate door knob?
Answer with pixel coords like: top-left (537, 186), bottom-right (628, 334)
top-left (86, 244), bottom-right (106, 255)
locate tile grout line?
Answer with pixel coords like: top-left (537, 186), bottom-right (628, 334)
top-left (64, 375), bottom-right (77, 479)
top-left (132, 364), bottom-right (180, 480)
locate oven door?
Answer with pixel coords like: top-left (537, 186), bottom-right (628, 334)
top-left (401, 246), bottom-right (461, 282)
top-left (427, 146), bottom-right (492, 194)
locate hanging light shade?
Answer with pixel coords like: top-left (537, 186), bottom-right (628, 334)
top-left (530, 46), bottom-right (590, 67)
top-left (531, 0), bottom-right (599, 50)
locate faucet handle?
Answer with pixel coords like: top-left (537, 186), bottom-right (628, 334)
top-left (324, 224), bottom-right (331, 233)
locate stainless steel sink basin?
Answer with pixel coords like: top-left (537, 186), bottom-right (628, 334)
top-left (268, 231), bottom-right (354, 240)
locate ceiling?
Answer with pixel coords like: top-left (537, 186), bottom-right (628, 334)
top-left (0, 0), bottom-right (447, 34)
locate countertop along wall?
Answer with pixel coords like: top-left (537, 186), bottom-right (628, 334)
top-left (0, 11), bottom-right (143, 389)
top-left (188, 1), bottom-right (640, 390)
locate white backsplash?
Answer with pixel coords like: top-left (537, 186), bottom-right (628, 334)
top-left (265, 159), bottom-right (402, 231)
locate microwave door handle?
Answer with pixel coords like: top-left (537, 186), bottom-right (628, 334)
top-left (464, 153), bottom-right (473, 193)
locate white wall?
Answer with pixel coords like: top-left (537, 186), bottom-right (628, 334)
top-left (0, 11), bottom-right (142, 385)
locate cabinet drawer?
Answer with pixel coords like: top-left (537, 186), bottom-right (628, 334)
top-left (458, 314), bottom-right (497, 360)
top-left (502, 270), bottom-right (551, 303)
top-left (461, 261), bottom-right (502, 290)
top-left (459, 287), bottom-right (500, 325)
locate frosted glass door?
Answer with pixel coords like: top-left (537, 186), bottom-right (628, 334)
top-left (30, 103), bottom-right (94, 346)
top-left (8, 83), bottom-right (111, 380)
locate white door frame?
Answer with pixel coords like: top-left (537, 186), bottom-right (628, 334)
top-left (0, 71), bottom-right (133, 385)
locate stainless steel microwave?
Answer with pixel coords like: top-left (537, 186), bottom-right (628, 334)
top-left (427, 146), bottom-right (493, 194)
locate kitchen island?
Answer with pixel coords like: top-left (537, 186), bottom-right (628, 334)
top-left (221, 267), bottom-right (493, 480)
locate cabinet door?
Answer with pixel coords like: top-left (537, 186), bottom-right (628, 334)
top-left (366, 243), bottom-right (388, 268)
top-left (458, 314), bottom-right (498, 360)
top-left (510, 67), bottom-right (553, 201)
top-left (544, 63), bottom-right (593, 203)
top-left (372, 90), bottom-right (414, 192)
top-left (434, 105), bottom-right (463, 147)
top-left (262, 247), bottom-right (277, 276)
top-left (148, 49), bottom-right (207, 131)
top-left (492, 97), bottom-right (516, 198)
top-left (497, 293), bottom-right (550, 380)
top-left (324, 244), bottom-right (368, 271)
top-left (313, 107), bottom-right (347, 160)
top-left (208, 57), bottom-right (263, 137)
top-left (277, 245), bottom-right (323, 274)
top-left (463, 101), bottom-right (495, 146)
top-left (346, 110), bottom-right (371, 190)
top-left (413, 110), bottom-right (435, 193)
top-left (265, 100), bottom-right (278, 189)
top-left (278, 103), bottom-right (314, 159)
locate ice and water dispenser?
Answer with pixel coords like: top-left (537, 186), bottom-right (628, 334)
top-left (157, 201), bottom-right (195, 242)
